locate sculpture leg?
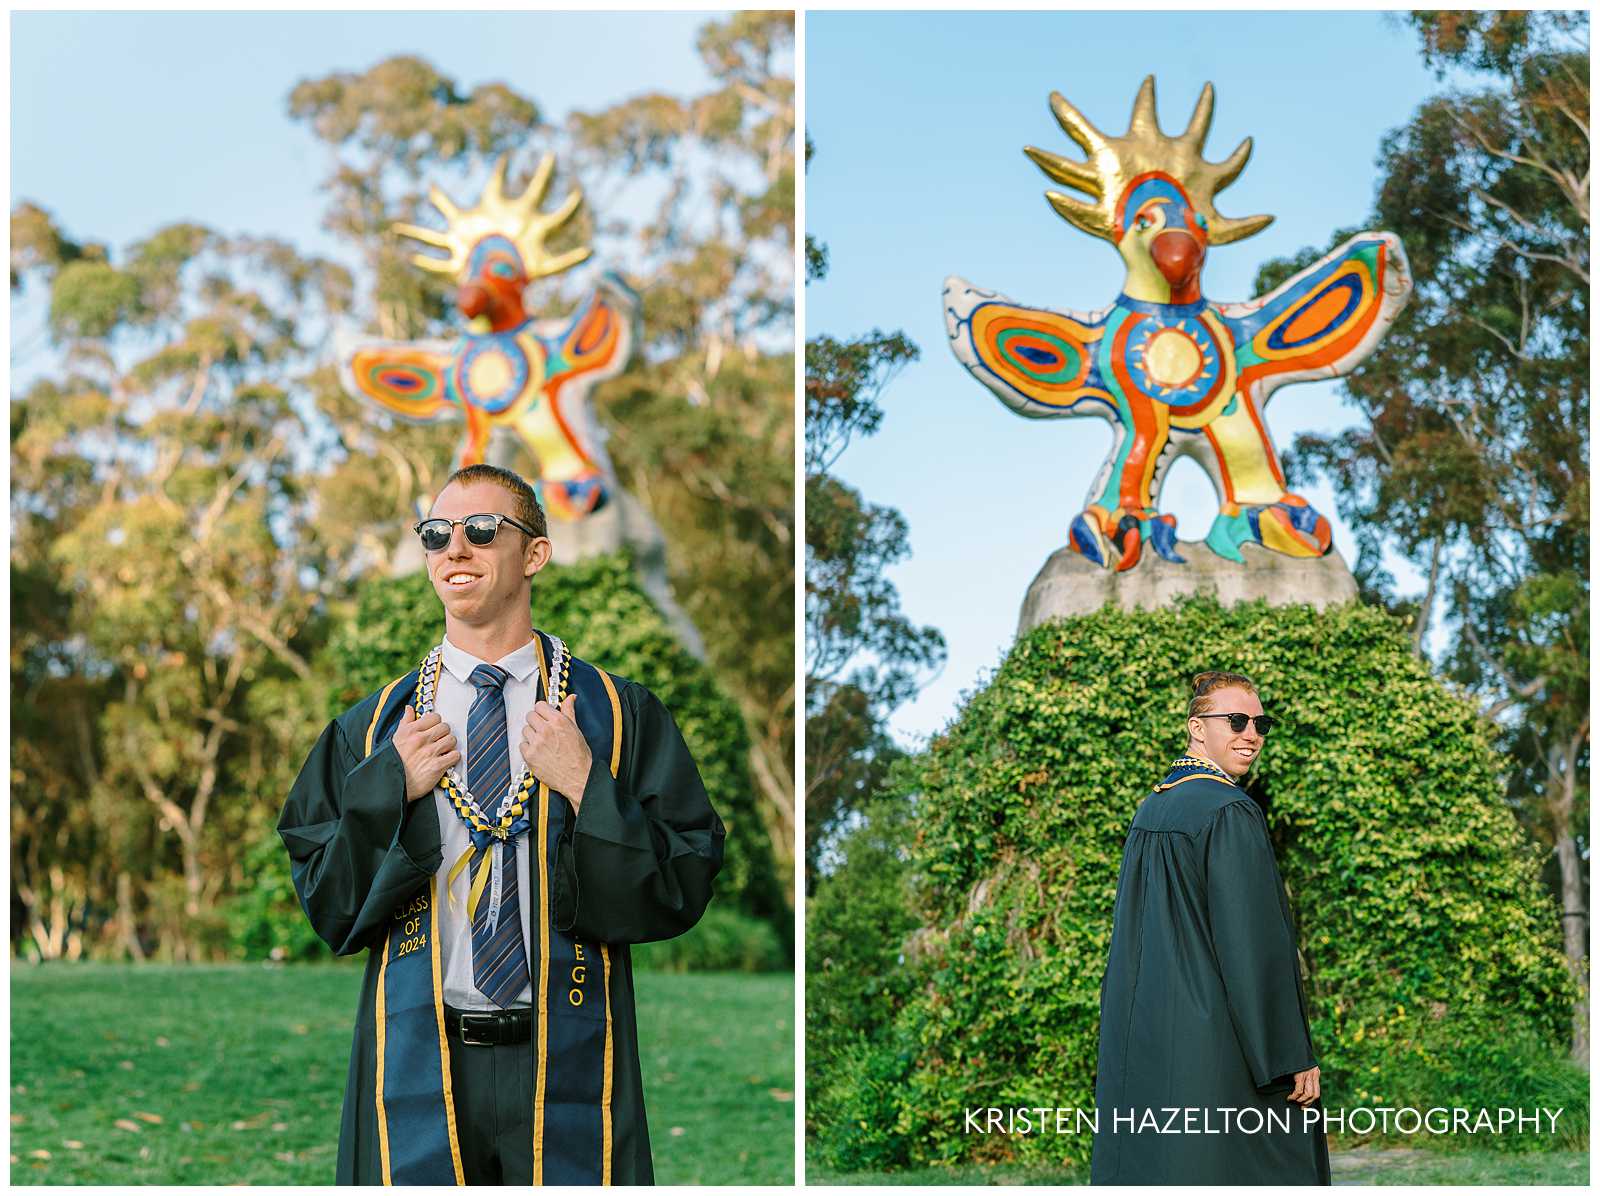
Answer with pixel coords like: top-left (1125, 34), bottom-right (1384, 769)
top-left (1070, 397), bottom-right (1180, 571)
top-left (1206, 498), bottom-right (1332, 561)
top-left (1199, 398), bottom-right (1333, 561)
top-left (509, 405), bottom-right (609, 521)
top-left (457, 402), bottom-right (493, 468)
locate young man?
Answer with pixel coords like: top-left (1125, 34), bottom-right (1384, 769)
top-left (278, 463), bottom-right (725, 1185)
top-left (1090, 671), bottom-right (1329, 1185)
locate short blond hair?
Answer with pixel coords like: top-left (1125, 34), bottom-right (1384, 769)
top-left (441, 463), bottom-right (547, 538)
top-left (1188, 670), bottom-right (1258, 718)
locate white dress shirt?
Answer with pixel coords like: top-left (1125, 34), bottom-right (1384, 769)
top-left (430, 634), bottom-right (543, 1010)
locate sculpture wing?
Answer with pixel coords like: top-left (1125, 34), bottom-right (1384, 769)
top-left (944, 275), bottom-right (1114, 420)
top-left (1219, 232), bottom-right (1412, 404)
top-left (536, 270), bottom-right (640, 386)
top-left (340, 335), bottom-right (457, 423)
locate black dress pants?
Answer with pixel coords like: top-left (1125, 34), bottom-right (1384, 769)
top-left (445, 1015), bottom-right (535, 1184)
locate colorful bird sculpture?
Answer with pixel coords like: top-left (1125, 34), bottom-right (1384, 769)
top-left (340, 153), bottom-right (638, 522)
top-left (945, 77), bottom-right (1412, 570)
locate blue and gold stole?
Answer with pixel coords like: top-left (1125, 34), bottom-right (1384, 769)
top-left (359, 630), bottom-right (624, 1185)
top-left (1152, 754), bottom-right (1239, 793)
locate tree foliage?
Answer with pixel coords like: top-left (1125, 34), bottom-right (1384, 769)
top-left (1263, 9), bottom-right (1590, 1059)
top-left (568, 12), bottom-right (797, 881)
top-left (804, 154), bottom-right (944, 890)
top-left (806, 599), bottom-right (1579, 1169)
top-left (11, 208), bottom-right (351, 960)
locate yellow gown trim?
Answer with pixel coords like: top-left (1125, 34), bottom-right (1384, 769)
top-left (366, 675), bottom-right (406, 757)
top-left (595, 666), bottom-right (622, 1183)
top-left (374, 928), bottom-right (392, 1184)
top-left (429, 876), bottom-right (465, 1183)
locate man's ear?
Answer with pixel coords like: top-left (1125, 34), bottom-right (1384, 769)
top-left (524, 535), bottom-right (554, 578)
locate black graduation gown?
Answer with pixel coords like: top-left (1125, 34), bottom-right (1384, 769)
top-left (1090, 761), bottom-right (1330, 1185)
top-left (276, 655), bottom-right (725, 1185)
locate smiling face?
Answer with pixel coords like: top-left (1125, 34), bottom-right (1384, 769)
top-left (425, 479), bottom-right (550, 634)
top-left (1187, 684), bottom-right (1265, 778)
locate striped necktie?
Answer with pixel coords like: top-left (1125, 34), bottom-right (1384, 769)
top-left (465, 662), bottom-right (530, 1008)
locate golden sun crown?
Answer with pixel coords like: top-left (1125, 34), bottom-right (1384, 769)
top-left (392, 152), bottom-right (591, 281)
top-left (1023, 75), bottom-right (1274, 247)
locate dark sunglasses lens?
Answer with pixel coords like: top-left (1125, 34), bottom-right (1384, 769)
top-left (418, 520), bottom-right (451, 550)
top-left (1228, 713), bottom-right (1250, 733)
top-left (1255, 716), bottom-right (1275, 736)
top-left (464, 516), bottom-right (499, 545)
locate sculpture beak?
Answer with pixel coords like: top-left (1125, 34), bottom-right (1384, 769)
top-left (1151, 230), bottom-right (1203, 291)
top-left (457, 283), bottom-right (491, 321)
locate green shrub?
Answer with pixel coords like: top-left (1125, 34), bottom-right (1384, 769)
top-left (222, 826), bottom-right (334, 962)
top-left (806, 789), bottom-right (934, 1170)
top-left (808, 1018), bottom-right (923, 1172)
top-left (314, 551), bottom-right (789, 955)
top-left (807, 597), bottom-right (1576, 1168)
top-left (634, 903), bottom-right (787, 973)
top-left (805, 788), bottom-right (921, 1149)
top-left (1337, 1013), bottom-right (1589, 1152)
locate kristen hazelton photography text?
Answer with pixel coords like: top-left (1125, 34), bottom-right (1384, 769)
top-left (962, 1106), bottom-right (1570, 1138)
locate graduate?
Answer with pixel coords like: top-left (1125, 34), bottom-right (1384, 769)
top-left (1090, 671), bottom-right (1330, 1185)
top-left (277, 463), bottom-right (725, 1185)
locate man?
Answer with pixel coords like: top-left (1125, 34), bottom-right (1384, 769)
top-left (277, 463), bottom-right (725, 1185)
top-left (1090, 670), bottom-right (1330, 1185)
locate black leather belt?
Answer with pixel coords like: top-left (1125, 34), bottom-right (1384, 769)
top-left (444, 1004), bottom-right (533, 1047)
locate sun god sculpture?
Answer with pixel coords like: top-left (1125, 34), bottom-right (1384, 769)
top-left (945, 77), bottom-right (1412, 571)
top-left (341, 153), bottom-right (638, 523)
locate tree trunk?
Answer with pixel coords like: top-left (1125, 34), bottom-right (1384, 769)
top-left (26, 865), bottom-right (72, 960)
top-left (117, 871), bottom-right (146, 961)
top-left (1548, 729), bottom-right (1589, 1067)
top-left (182, 838), bottom-right (204, 923)
top-left (748, 738), bottom-right (796, 893)
top-left (1413, 539), bottom-right (1443, 654)
top-left (1555, 829), bottom-right (1588, 1066)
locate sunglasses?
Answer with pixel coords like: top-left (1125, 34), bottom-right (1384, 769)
top-left (413, 512), bottom-right (539, 552)
top-left (1195, 712), bottom-right (1276, 736)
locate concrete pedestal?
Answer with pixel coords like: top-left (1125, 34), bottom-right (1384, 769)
top-left (1017, 542), bottom-right (1359, 636)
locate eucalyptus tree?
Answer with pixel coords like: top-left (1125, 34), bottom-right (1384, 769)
top-left (1274, 9), bottom-right (1590, 1061)
top-left (11, 206), bottom-right (350, 957)
top-left (803, 141), bottom-right (945, 891)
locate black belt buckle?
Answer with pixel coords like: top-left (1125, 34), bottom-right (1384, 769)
top-left (457, 1012), bottom-right (497, 1047)
top-left (449, 1006), bottom-right (530, 1047)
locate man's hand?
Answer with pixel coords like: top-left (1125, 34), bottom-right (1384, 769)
top-left (1287, 1065), bottom-right (1321, 1106)
top-left (520, 693), bottom-right (592, 810)
top-left (394, 705), bottom-right (459, 801)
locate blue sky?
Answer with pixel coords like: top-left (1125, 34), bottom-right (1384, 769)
top-left (807, 10), bottom-right (1459, 745)
top-left (10, 10), bottom-right (725, 371)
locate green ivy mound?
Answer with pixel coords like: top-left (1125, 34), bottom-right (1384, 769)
top-left (807, 597), bottom-right (1577, 1170)
top-left (318, 551), bottom-right (789, 962)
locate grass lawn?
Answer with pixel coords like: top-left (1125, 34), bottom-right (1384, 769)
top-left (806, 1147), bottom-right (1590, 1186)
top-left (10, 961), bottom-right (793, 1185)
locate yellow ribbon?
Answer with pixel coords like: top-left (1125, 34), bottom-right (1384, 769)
top-left (445, 843), bottom-right (498, 923)
top-left (466, 848), bottom-right (494, 922)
